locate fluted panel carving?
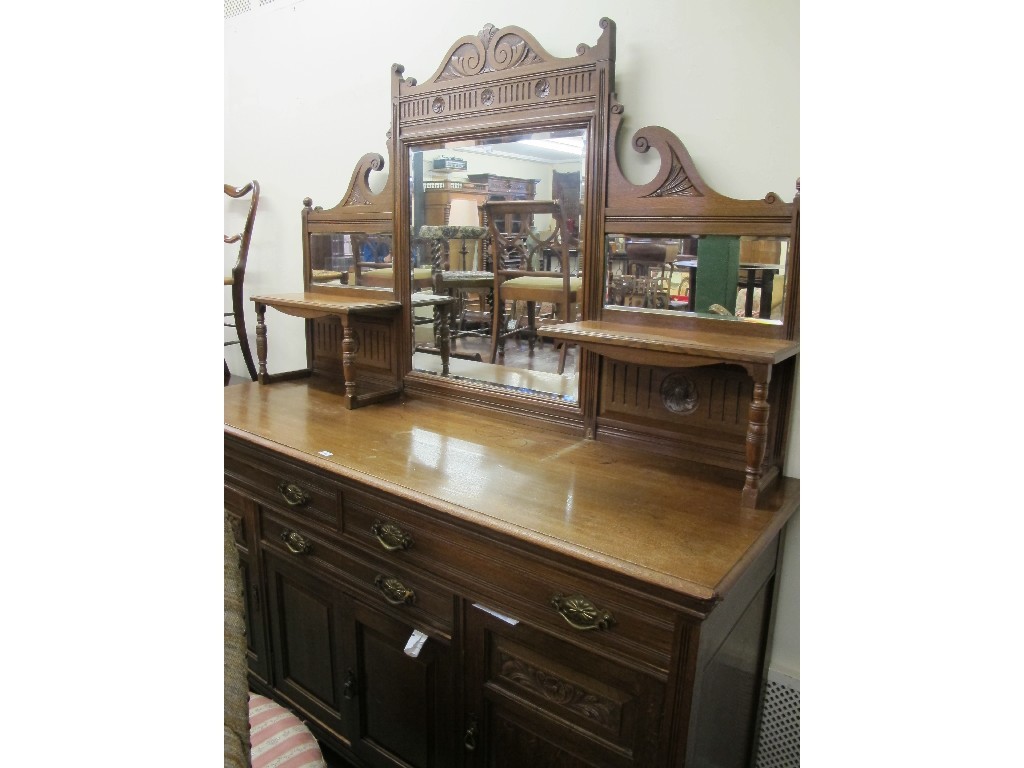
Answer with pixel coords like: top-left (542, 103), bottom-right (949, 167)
top-left (312, 318), bottom-right (395, 376)
top-left (554, 71), bottom-right (592, 98)
top-left (598, 360), bottom-right (782, 473)
top-left (602, 361), bottom-right (749, 428)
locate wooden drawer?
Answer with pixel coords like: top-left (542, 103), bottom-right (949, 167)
top-left (225, 448), bottom-right (340, 529)
top-left (261, 508), bottom-right (454, 637)
top-left (338, 486), bottom-right (675, 671)
top-left (451, 542), bottom-right (678, 674)
top-left (466, 604), bottom-right (667, 766)
top-left (341, 488), bottom-right (467, 572)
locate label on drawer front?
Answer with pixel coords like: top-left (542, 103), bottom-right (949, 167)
top-left (404, 629), bottom-right (429, 658)
top-left (472, 603), bottom-right (520, 626)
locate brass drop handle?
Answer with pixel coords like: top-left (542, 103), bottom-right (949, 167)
top-left (343, 669), bottom-right (357, 700)
top-left (371, 520), bottom-right (413, 551)
top-left (374, 574), bottom-right (415, 606)
top-left (550, 593), bottom-right (615, 631)
top-left (281, 529), bottom-right (312, 556)
top-left (277, 481), bottom-right (311, 507)
top-left (463, 717), bottom-right (478, 752)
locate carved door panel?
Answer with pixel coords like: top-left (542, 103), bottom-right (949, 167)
top-left (225, 488), bottom-right (271, 685)
top-left (464, 606), bottom-right (666, 768)
top-left (263, 548), bottom-right (356, 744)
top-left (346, 602), bottom-right (456, 768)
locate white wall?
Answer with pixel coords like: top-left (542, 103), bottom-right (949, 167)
top-left (225, 0), bottom-right (800, 678)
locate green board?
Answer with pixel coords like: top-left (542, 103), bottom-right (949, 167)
top-left (694, 236), bottom-right (740, 315)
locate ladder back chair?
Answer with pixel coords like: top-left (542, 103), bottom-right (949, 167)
top-left (225, 180), bottom-right (260, 384)
top-left (483, 200), bottom-right (582, 375)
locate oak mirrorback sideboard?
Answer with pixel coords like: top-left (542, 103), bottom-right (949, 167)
top-left (226, 18), bottom-right (799, 768)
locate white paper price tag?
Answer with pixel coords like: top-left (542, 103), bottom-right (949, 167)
top-left (404, 629), bottom-right (429, 658)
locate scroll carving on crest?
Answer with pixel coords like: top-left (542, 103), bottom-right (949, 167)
top-left (640, 143), bottom-right (699, 198)
top-left (340, 152), bottom-right (386, 208)
top-left (619, 124), bottom-right (715, 202)
top-left (606, 99), bottom-right (786, 209)
top-left (436, 23), bottom-right (544, 81)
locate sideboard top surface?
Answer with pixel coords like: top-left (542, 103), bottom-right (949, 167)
top-left (224, 379), bottom-right (798, 604)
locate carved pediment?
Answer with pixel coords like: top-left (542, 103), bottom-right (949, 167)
top-left (437, 23), bottom-right (545, 81)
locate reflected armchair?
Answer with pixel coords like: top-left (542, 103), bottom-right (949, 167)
top-left (483, 200), bottom-right (581, 375)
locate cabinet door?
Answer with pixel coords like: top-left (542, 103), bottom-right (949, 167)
top-left (263, 548), bottom-right (356, 745)
top-left (464, 605), bottom-right (666, 768)
top-left (224, 488), bottom-right (270, 685)
top-left (346, 602), bottom-right (456, 768)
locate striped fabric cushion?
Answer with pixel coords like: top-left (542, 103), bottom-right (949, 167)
top-left (249, 694), bottom-right (326, 768)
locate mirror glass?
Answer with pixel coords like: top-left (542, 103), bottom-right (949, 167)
top-left (604, 234), bottom-right (789, 322)
top-left (408, 129), bottom-right (586, 403)
top-left (309, 232), bottom-right (395, 288)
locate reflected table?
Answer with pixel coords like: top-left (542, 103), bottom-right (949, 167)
top-left (673, 260), bottom-right (782, 318)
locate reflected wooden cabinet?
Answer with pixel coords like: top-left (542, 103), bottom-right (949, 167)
top-left (225, 384), bottom-right (796, 768)
top-left (468, 174), bottom-right (538, 235)
top-left (421, 174), bottom-right (538, 234)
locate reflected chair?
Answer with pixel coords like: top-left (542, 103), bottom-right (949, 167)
top-left (225, 180), bottom-right (260, 384)
top-left (351, 233), bottom-right (434, 290)
top-left (625, 241), bottom-right (674, 309)
top-left (420, 225), bottom-right (491, 355)
top-left (484, 200), bottom-right (582, 374)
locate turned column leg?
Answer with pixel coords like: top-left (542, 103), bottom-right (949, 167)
top-left (742, 372), bottom-right (772, 507)
top-left (255, 302), bottom-right (268, 384)
top-left (341, 317), bottom-right (357, 407)
top-left (438, 302), bottom-right (451, 376)
top-left (526, 301), bottom-right (537, 356)
top-left (491, 297), bottom-right (505, 363)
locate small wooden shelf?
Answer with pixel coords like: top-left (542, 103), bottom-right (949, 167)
top-left (252, 292), bottom-right (452, 409)
top-left (543, 320), bottom-right (798, 368)
top-left (544, 321), bottom-right (798, 507)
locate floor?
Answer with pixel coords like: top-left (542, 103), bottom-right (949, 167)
top-left (413, 325), bottom-right (578, 400)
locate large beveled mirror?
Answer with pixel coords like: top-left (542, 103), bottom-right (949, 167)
top-left (408, 129), bottom-right (587, 403)
top-left (393, 20), bottom-right (616, 417)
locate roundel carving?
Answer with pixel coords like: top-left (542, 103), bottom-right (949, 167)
top-left (481, 88), bottom-right (494, 106)
top-left (534, 78), bottom-right (550, 99)
top-left (660, 374), bottom-right (699, 415)
top-left (431, 97), bottom-right (445, 114)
